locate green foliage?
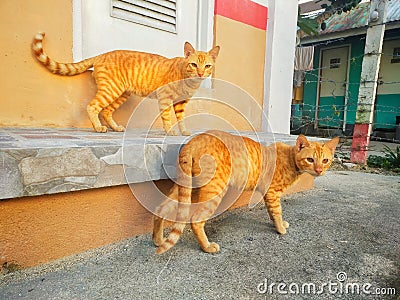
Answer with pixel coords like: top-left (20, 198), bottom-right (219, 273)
top-left (382, 145), bottom-right (400, 168)
top-left (367, 145), bottom-right (400, 173)
top-left (298, 10), bottom-right (319, 35)
top-left (367, 155), bottom-right (391, 169)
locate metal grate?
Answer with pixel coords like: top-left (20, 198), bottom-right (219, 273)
top-left (111, 0), bottom-right (177, 33)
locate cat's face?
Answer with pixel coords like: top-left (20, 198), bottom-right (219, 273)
top-left (184, 42), bottom-right (220, 78)
top-left (295, 135), bottom-right (339, 177)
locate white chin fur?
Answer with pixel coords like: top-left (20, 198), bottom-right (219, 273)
top-left (35, 33), bottom-right (44, 40)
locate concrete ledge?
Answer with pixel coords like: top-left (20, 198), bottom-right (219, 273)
top-left (0, 128), bottom-right (318, 200)
top-left (0, 128), bottom-right (180, 199)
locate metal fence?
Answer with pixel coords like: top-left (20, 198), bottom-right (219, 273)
top-left (290, 50), bottom-right (400, 144)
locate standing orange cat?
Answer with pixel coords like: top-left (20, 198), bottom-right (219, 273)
top-left (153, 131), bottom-right (339, 254)
top-left (31, 32), bottom-right (220, 135)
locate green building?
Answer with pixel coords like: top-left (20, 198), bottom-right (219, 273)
top-left (295, 1), bottom-right (400, 139)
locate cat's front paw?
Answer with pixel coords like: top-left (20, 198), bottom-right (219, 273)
top-left (152, 236), bottom-right (165, 247)
top-left (181, 130), bottom-right (192, 136)
top-left (203, 242), bottom-right (220, 253)
top-left (275, 222), bottom-right (288, 234)
top-left (95, 125), bottom-right (108, 133)
top-left (166, 129), bottom-right (178, 136)
top-left (113, 125), bottom-right (126, 132)
top-left (277, 227), bottom-right (287, 235)
top-left (283, 221), bottom-right (289, 229)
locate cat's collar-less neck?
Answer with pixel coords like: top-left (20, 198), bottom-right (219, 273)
top-left (290, 146), bottom-right (301, 175)
top-left (294, 163), bottom-right (301, 174)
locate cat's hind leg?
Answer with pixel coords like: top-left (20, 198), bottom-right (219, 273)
top-left (153, 215), bottom-right (165, 246)
top-left (191, 221), bottom-right (220, 253)
top-left (152, 184), bottom-right (179, 246)
top-left (87, 83), bottom-right (123, 133)
top-left (101, 91), bottom-right (131, 132)
top-left (190, 185), bottom-right (226, 253)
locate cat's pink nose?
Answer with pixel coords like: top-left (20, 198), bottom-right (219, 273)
top-left (315, 168), bottom-right (323, 175)
top-left (198, 73), bottom-right (203, 77)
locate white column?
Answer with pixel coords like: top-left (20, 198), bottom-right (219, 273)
top-left (262, 0), bottom-right (298, 134)
top-left (196, 0), bottom-right (215, 51)
top-left (72, 0), bottom-right (83, 62)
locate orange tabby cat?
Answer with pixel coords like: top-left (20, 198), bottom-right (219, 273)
top-left (31, 32), bottom-right (220, 135)
top-left (153, 130), bottom-right (339, 254)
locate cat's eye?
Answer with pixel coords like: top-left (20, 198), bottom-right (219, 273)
top-left (205, 64), bottom-right (212, 69)
top-left (306, 158), bottom-right (314, 163)
top-left (190, 63), bottom-right (198, 68)
top-left (322, 158), bottom-right (329, 164)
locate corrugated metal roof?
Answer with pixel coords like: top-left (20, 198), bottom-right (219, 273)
top-left (321, 2), bottom-right (369, 34)
top-left (299, 0), bottom-right (331, 14)
top-left (315, 0), bottom-right (400, 35)
top-left (387, 0), bottom-right (400, 22)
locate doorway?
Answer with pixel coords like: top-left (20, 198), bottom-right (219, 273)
top-left (316, 46), bottom-right (350, 130)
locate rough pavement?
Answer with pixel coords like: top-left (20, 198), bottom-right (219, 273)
top-left (1, 171), bottom-right (399, 300)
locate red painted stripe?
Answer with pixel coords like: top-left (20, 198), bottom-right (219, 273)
top-left (214, 0), bottom-right (268, 30)
top-left (350, 123), bottom-right (371, 164)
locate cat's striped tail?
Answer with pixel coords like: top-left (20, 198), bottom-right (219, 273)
top-left (32, 32), bottom-right (96, 76)
top-left (156, 148), bottom-right (193, 254)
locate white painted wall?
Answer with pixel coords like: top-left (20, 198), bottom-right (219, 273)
top-left (262, 0), bottom-right (298, 134)
top-left (251, 0), bottom-right (268, 6)
top-left (73, 0), bottom-right (214, 61)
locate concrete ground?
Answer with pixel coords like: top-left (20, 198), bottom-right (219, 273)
top-left (1, 171), bottom-right (399, 300)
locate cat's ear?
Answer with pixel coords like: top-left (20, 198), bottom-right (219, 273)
top-left (296, 135), bottom-right (310, 151)
top-left (324, 137), bottom-right (339, 154)
top-left (208, 45), bottom-right (220, 60)
top-left (184, 42), bottom-right (196, 58)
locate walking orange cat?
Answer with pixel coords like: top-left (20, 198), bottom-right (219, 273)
top-left (153, 131), bottom-right (339, 254)
top-left (31, 32), bottom-right (220, 135)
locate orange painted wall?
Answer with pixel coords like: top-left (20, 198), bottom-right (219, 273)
top-left (213, 16), bottom-right (266, 131)
top-left (0, 175), bottom-right (313, 269)
top-left (0, 0), bottom-right (90, 128)
top-left (0, 184), bottom-right (157, 268)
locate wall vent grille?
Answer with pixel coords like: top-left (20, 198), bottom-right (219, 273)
top-left (111, 0), bottom-right (177, 33)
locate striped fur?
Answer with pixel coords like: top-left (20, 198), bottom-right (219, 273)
top-left (153, 131), bottom-right (339, 254)
top-left (31, 32), bottom-right (220, 134)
